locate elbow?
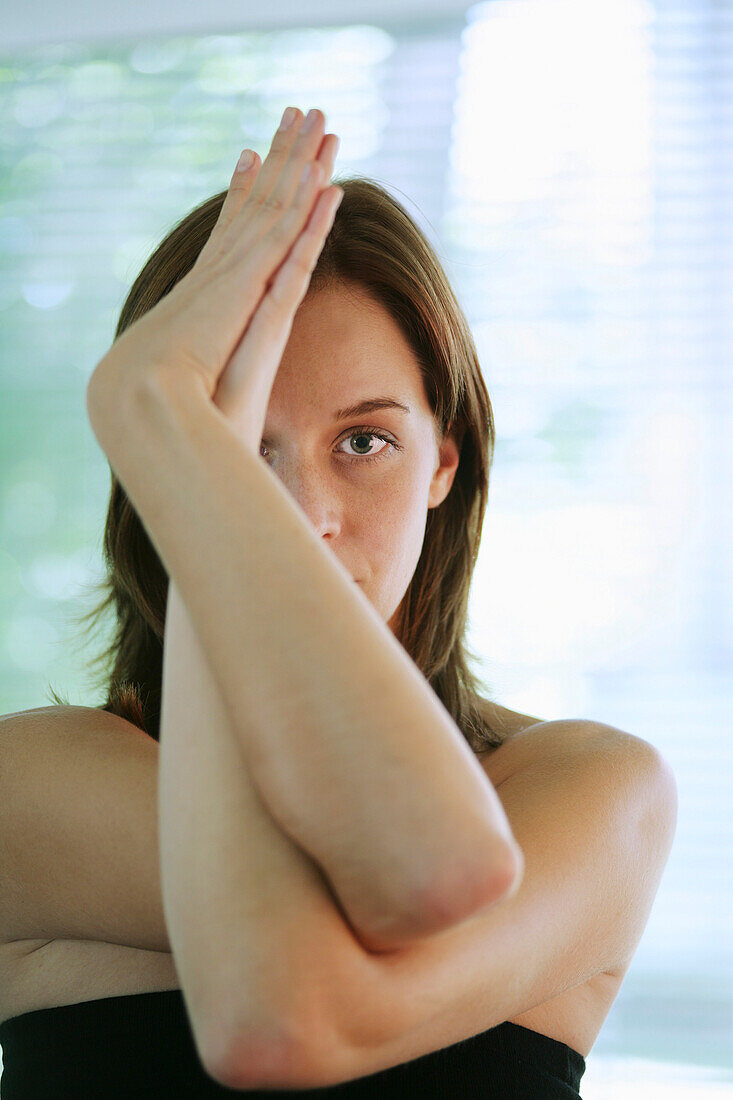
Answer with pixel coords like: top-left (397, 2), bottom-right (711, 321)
top-left (392, 838), bottom-right (524, 947)
top-left (197, 973), bottom-right (327, 1091)
top-left (432, 838), bottom-right (524, 925)
top-left (202, 1016), bottom-right (304, 1091)
top-left (328, 834), bottom-right (525, 958)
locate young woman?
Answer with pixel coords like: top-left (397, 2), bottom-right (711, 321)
top-left (0, 106), bottom-right (677, 1097)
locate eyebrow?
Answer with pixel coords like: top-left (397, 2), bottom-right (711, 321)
top-left (333, 397), bottom-right (411, 421)
top-left (261, 397), bottom-right (412, 445)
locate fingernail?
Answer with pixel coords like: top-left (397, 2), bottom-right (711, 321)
top-left (302, 108), bottom-right (320, 133)
top-left (279, 106), bottom-right (297, 130)
top-left (236, 149), bottom-right (254, 172)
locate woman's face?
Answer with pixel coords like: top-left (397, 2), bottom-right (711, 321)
top-left (259, 281), bottom-right (461, 636)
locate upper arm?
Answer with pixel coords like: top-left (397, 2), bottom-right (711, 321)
top-left (0, 705), bottom-right (169, 952)
top-left (263, 721), bottom-right (678, 1090)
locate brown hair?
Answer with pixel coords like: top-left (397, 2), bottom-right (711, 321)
top-left (48, 175), bottom-right (504, 753)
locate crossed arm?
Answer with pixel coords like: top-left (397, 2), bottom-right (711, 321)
top-left (87, 361), bottom-right (521, 1087)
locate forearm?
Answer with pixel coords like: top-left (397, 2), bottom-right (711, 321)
top-left (87, 361), bottom-right (517, 941)
top-left (158, 577), bottom-right (361, 1077)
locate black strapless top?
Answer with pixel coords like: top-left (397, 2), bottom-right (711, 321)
top-left (0, 988), bottom-right (586, 1097)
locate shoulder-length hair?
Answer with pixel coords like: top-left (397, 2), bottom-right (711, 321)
top-left (49, 175), bottom-right (505, 753)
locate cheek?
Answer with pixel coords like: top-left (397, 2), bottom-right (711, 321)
top-left (357, 482), bottom-right (426, 568)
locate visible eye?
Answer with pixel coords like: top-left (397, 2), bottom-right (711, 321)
top-left (334, 426), bottom-right (401, 466)
top-left (260, 427), bottom-right (402, 467)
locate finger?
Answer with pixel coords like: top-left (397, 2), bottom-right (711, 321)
top-left (254, 108), bottom-right (328, 219)
top-left (222, 148), bottom-right (263, 220)
top-left (245, 106), bottom-right (312, 211)
top-left (203, 124), bottom-right (338, 268)
top-left (317, 132), bottom-right (340, 186)
top-left (215, 129), bottom-right (336, 251)
top-left (201, 106), bottom-right (312, 269)
top-left (192, 121), bottom-right (339, 330)
top-left (210, 183), bottom-right (342, 429)
top-left (217, 117), bottom-right (338, 303)
top-left (196, 148), bottom-right (262, 267)
top-left (253, 137), bottom-right (341, 284)
top-left (250, 185), bottom-right (344, 340)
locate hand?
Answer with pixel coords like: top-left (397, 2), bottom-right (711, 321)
top-left (210, 114), bottom-right (342, 445)
top-left (91, 108), bottom-right (342, 441)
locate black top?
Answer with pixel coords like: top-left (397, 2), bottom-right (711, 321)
top-left (0, 988), bottom-right (586, 1098)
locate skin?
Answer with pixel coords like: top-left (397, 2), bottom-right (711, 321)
top-left (258, 279), bottom-right (461, 638)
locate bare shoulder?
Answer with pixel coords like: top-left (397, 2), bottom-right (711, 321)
top-left (490, 713), bottom-right (678, 985)
top-left (0, 703), bottom-right (168, 952)
top-left (519, 714), bottom-right (677, 793)
top-left (479, 699), bottom-right (676, 799)
top-left (493, 712), bottom-right (679, 891)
